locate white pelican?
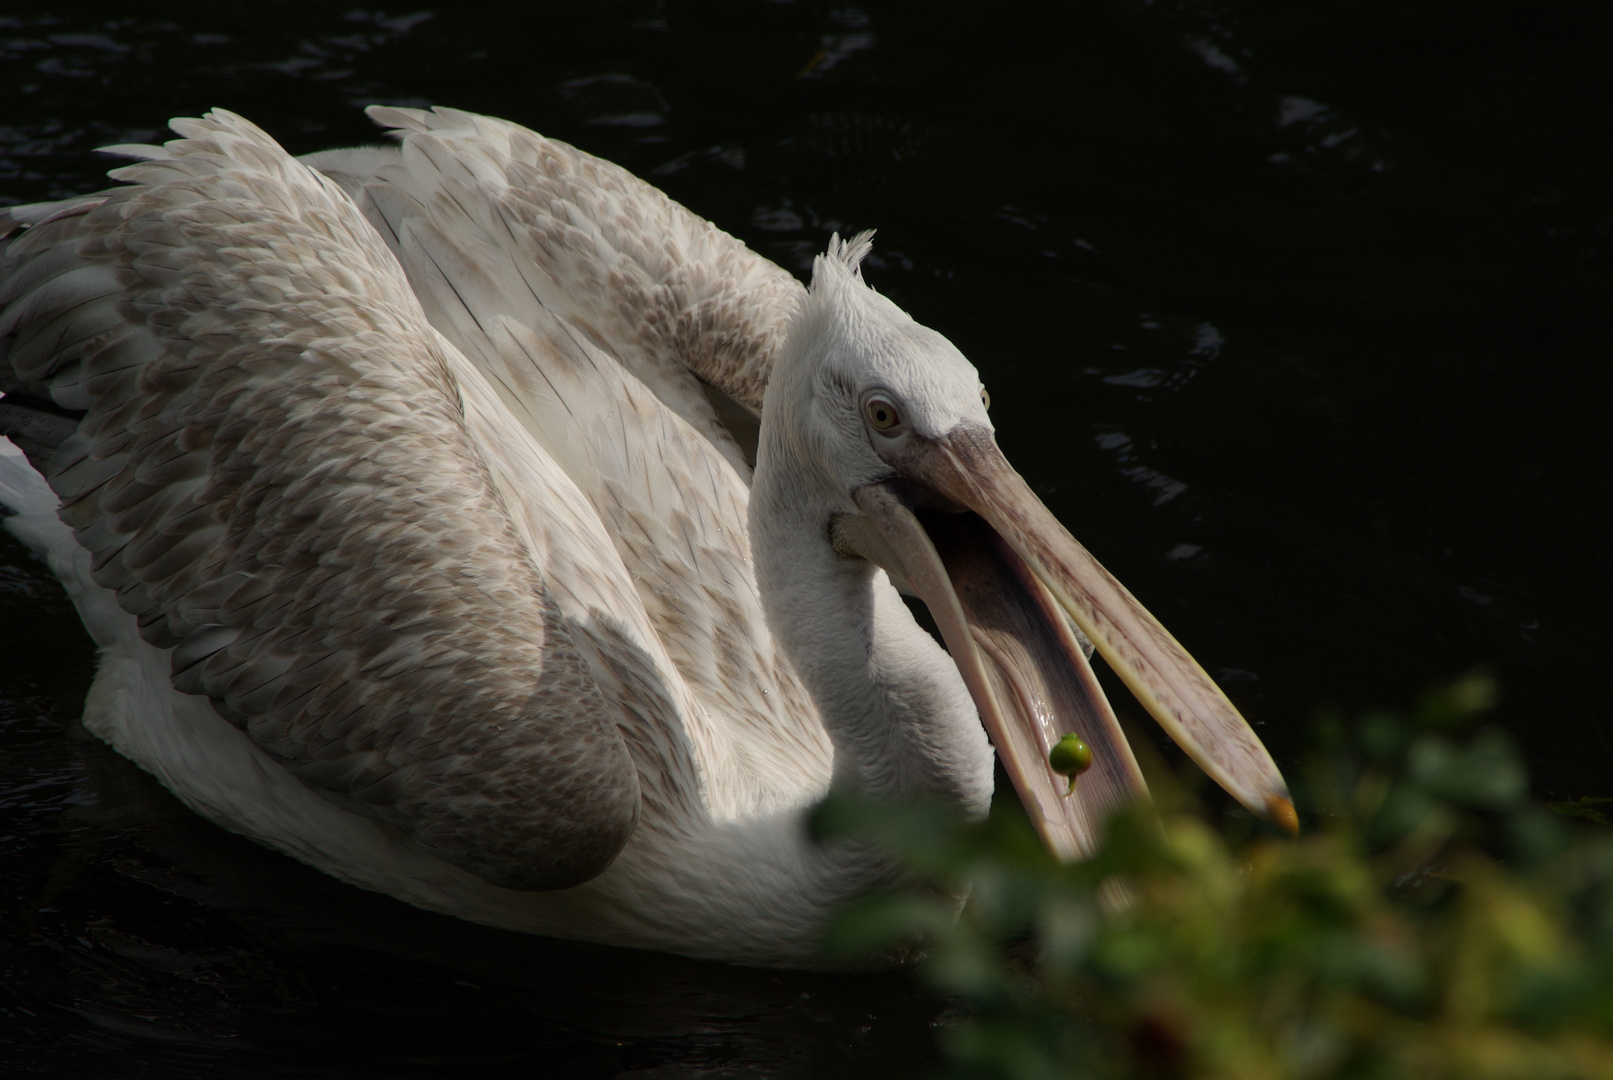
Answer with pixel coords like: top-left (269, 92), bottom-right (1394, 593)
top-left (0, 107), bottom-right (1292, 968)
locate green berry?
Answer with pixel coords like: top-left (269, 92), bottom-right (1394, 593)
top-left (1049, 733), bottom-right (1092, 795)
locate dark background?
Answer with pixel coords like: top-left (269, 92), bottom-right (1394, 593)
top-left (2, 1), bottom-right (1609, 1075)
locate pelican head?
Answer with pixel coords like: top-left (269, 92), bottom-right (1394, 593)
top-left (765, 232), bottom-right (1294, 858)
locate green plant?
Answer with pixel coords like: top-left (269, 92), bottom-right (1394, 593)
top-left (815, 677), bottom-right (1613, 1079)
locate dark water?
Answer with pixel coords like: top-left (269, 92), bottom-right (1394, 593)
top-left (2, 1), bottom-right (1609, 1075)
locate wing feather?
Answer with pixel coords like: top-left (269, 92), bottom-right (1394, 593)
top-left (0, 109), bottom-right (646, 891)
top-left (305, 110), bottom-right (834, 817)
top-left (314, 106), bottom-right (806, 465)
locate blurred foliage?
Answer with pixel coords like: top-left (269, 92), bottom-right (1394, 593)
top-left (815, 676), bottom-right (1613, 1079)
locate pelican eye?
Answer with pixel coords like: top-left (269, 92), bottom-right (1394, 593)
top-left (980, 388), bottom-right (991, 411)
top-left (864, 397), bottom-right (903, 434)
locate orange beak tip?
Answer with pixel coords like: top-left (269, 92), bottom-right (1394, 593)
top-left (1267, 795), bottom-right (1300, 836)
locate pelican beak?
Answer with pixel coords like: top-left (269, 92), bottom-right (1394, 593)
top-left (846, 424), bottom-right (1295, 859)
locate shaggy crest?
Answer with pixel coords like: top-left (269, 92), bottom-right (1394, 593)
top-left (826, 229), bottom-right (875, 275)
top-left (789, 230), bottom-right (910, 376)
top-left (808, 230), bottom-right (878, 305)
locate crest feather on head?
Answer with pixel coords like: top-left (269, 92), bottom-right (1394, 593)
top-left (809, 230), bottom-right (877, 298)
top-left (800, 230), bottom-right (884, 335)
top-left (778, 229), bottom-right (927, 401)
top-left (825, 229), bottom-right (875, 275)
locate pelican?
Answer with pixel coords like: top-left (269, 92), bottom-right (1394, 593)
top-left (0, 107), bottom-right (1291, 968)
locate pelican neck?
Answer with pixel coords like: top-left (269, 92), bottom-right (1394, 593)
top-left (748, 427), bottom-right (994, 817)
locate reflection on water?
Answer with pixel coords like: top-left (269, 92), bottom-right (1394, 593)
top-left (3, 0), bottom-right (1610, 1074)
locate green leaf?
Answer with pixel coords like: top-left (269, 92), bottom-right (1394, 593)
top-left (810, 682), bottom-right (1613, 1078)
top-left (1547, 797), bottom-right (1613, 826)
top-left (1407, 730), bottom-right (1527, 809)
top-left (819, 891), bottom-right (961, 963)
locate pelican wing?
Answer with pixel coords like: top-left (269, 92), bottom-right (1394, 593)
top-left (305, 105), bottom-right (806, 478)
top-left (0, 110), bottom-right (650, 891)
top-left (300, 108), bottom-right (835, 817)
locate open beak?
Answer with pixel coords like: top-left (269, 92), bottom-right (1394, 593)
top-left (839, 424), bottom-right (1295, 859)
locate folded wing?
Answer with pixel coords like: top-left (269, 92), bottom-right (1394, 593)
top-left (303, 107), bottom-right (834, 819)
top-left (0, 110), bottom-right (644, 891)
top-left (306, 105), bottom-right (806, 476)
